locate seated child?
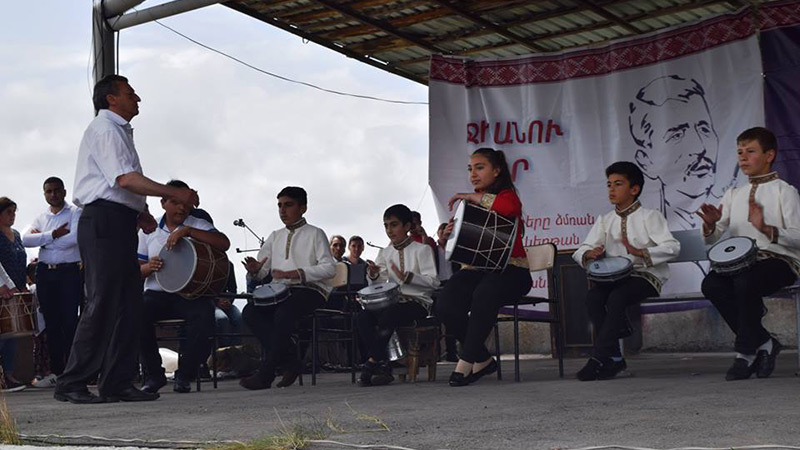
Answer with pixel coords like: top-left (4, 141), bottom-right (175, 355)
top-left (573, 161), bottom-right (679, 381)
top-left (358, 204), bottom-right (439, 386)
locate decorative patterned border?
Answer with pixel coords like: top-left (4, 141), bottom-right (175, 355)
top-left (429, 7), bottom-right (758, 86)
top-left (760, 0), bottom-right (800, 31)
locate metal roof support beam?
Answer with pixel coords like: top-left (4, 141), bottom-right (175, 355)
top-left (312, 0), bottom-right (450, 55)
top-left (108, 0), bottom-right (223, 31)
top-left (574, 0), bottom-right (641, 34)
top-left (224, 3), bottom-right (428, 85)
top-left (428, 0), bottom-right (549, 53)
top-left (103, 0), bottom-right (145, 18)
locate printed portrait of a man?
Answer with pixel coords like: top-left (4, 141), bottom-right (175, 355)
top-left (628, 74), bottom-right (726, 229)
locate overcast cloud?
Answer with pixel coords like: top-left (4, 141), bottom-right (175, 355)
top-left (1, 2), bottom-right (437, 290)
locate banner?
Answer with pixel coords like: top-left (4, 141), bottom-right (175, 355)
top-left (429, 7), bottom-right (765, 297)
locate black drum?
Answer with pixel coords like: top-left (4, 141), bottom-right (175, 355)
top-left (445, 201), bottom-right (518, 272)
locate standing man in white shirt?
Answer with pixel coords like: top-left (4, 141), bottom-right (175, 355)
top-left (22, 177), bottom-right (83, 387)
top-left (54, 75), bottom-right (198, 404)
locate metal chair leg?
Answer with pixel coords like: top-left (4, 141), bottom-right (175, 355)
top-left (514, 305), bottom-right (520, 382)
top-left (312, 315), bottom-right (318, 386)
top-left (494, 323), bottom-right (503, 380)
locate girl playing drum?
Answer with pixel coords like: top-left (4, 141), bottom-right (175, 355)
top-left (435, 148), bottom-right (532, 387)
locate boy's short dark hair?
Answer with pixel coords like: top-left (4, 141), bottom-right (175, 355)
top-left (93, 74), bottom-right (128, 111)
top-left (163, 179), bottom-right (190, 201)
top-left (384, 204), bottom-right (413, 225)
top-left (605, 161), bottom-right (645, 199)
top-left (348, 235), bottom-right (364, 245)
top-left (277, 186), bottom-right (307, 206)
top-left (737, 127), bottom-right (778, 155)
top-left (411, 211), bottom-right (422, 222)
top-left (26, 262), bottom-right (37, 283)
top-left (43, 177), bottom-right (64, 189)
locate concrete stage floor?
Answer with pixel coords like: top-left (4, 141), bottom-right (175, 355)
top-left (4, 352), bottom-right (800, 450)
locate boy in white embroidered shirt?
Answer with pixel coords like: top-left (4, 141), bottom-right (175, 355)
top-left (357, 204), bottom-right (439, 386)
top-left (573, 162), bottom-right (679, 381)
top-left (698, 127), bottom-right (800, 381)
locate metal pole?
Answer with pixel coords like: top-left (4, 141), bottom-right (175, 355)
top-left (92, 0), bottom-right (117, 87)
top-left (108, 0), bottom-right (222, 31)
top-left (103, 0), bottom-right (145, 18)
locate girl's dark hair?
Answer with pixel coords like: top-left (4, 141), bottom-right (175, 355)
top-left (471, 148), bottom-right (516, 194)
top-left (0, 197), bottom-right (17, 215)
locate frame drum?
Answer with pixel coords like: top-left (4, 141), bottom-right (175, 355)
top-left (0, 293), bottom-right (36, 338)
top-left (586, 256), bottom-right (633, 283)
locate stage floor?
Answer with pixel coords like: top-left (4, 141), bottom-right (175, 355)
top-left (4, 352), bottom-right (800, 450)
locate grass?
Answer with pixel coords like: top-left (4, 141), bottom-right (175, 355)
top-left (0, 397), bottom-right (20, 445)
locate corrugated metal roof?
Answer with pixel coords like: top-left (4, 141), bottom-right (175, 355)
top-left (225, 0), bottom-right (780, 85)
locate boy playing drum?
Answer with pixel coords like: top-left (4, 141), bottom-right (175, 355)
top-left (698, 127), bottom-right (800, 381)
top-left (358, 204), bottom-right (439, 386)
top-left (573, 162), bottom-right (679, 381)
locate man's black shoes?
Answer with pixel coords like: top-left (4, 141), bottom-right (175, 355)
top-left (54, 389), bottom-right (111, 404)
top-left (755, 338), bottom-right (782, 379)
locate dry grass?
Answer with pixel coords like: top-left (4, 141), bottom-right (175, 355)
top-left (0, 397), bottom-right (20, 445)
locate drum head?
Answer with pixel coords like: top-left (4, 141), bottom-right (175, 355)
top-left (587, 256), bottom-right (632, 277)
top-left (358, 282), bottom-right (399, 298)
top-left (444, 201), bottom-right (466, 261)
top-left (708, 237), bottom-right (755, 263)
top-left (155, 237), bottom-right (197, 293)
top-left (253, 283), bottom-right (289, 299)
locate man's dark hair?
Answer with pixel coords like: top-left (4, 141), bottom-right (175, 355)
top-left (737, 127), bottom-right (778, 155)
top-left (277, 186), bottom-right (307, 206)
top-left (349, 235), bottom-right (364, 245)
top-left (93, 74), bottom-right (129, 111)
top-left (606, 161), bottom-right (645, 200)
top-left (43, 177), bottom-right (64, 189)
top-left (384, 204), bottom-right (413, 225)
top-left (411, 211), bottom-right (422, 222)
top-left (0, 197), bottom-right (17, 215)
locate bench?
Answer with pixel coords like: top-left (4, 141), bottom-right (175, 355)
top-left (638, 229), bottom-right (800, 371)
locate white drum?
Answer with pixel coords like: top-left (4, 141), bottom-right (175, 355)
top-left (586, 256), bottom-right (633, 283)
top-left (357, 282), bottom-right (400, 312)
top-left (708, 236), bottom-right (757, 276)
top-left (250, 283), bottom-right (291, 307)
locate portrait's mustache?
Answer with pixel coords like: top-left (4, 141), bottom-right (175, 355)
top-left (684, 153), bottom-right (716, 177)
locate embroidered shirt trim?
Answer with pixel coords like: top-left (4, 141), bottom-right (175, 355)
top-left (479, 193), bottom-right (497, 209)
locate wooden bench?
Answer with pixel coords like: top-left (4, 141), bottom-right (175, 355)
top-left (638, 229), bottom-right (800, 371)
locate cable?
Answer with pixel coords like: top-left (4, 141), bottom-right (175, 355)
top-left (144, 15), bottom-right (428, 105)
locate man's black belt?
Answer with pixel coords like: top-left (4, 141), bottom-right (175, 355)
top-left (38, 261), bottom-right (82, 270)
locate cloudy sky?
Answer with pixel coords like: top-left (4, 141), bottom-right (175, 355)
top-left (2, 1), bottom-right (438, 289)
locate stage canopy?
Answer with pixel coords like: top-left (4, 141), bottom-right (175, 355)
top-left (225, 0), bottom-right (768, 85)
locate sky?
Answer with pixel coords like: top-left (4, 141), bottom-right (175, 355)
top-left (1, 1), bottom-right (438, 290)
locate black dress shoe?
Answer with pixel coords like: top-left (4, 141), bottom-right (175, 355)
top-left (756, 338), bottom-right (782, 379)
top-left (448, 371), bottom-right (470, 387)
top-left (370, 361), bottom-right (395, 386)
top-left (276, 361), bottom-right (302, 388)
top-left (173, 377), bottom-right (191, 393)
top-left (597, 358), bottom-right (627, 380)
top-left (467, 358), bottom-right (498, 384)
top-left (108, 387), bottom-right (160, 402)
top-left (141, 377), bottom-right (167, 394)
top-left (576, 357), bottom-right (604, 382)
top-left (726, 357), bottom-right (755, 381)
top-left (54, 389), bottom-right (109, 404)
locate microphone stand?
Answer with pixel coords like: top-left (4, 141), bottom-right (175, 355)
top-left (234, 218), bottom-right (265, 254)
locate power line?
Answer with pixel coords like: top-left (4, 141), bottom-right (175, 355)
top-left (147, 16), bottom-right (428, 106)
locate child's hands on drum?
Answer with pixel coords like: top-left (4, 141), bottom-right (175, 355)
top-left (0, 285), bottom-right (14, 300)
top-left (242, 255), bottom-right (267, 275)
top-left (144, 256), bottom-right (163, 277)
top-left (165, 226), bottom-right (192, 250)
top-left (272, 269), bottom-right (301, 280)
top-left (366, 260), bottom-right (379, 278)
top-left (621, 235), bottom-right (644, 258)
top-left (389, 262), bottom-right (405, 280)
top-left (585, 246), bottom-right (605, 262)
top-left (697, 203), bottom-right (723, 233)
top-left (437, 218), bottom-right (455, 247)
top-left (448, 193), bottom-right (483, 210)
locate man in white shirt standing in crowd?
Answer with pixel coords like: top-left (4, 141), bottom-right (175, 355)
top-left (22, 177), bottom-right (83, 388)
top-left (55, 74), bottom-right (198, 404)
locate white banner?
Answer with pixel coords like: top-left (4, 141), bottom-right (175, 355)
top-left (429, 9), bottom-right (763, 298)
